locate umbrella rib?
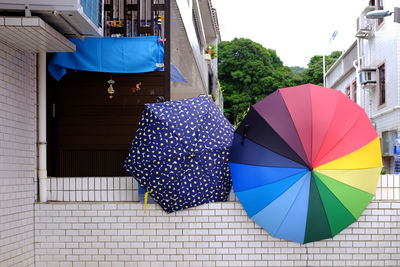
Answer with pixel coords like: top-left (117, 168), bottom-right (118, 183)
top-left (307, 174), bottom-right (333, 240)
top-left (275, 89), bottom-right (311, 167)
top-left (229, 160), bottom-right (308, 169)
top-left (310, 90), bottom-right (340, 165)
top-left (239, 134), bottom-right (309, 168)
top-left (313, 173), bottom-right (357, 221)
top-left (249, 105), bottom-right (309, 167)
top-left (313, 106), bottom-right (363, 168)
top-left (271, 172), bottom-right (310, 237)
top-left (314, 168), bottom-right (379, 195)
top-left (232, 167), bottom-right (309, 194)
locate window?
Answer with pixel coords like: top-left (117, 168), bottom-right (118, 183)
top-left (378, 63), bottom-right (386, 105)
top-left (377, 0), bottom-right (384, 26)
top-left (352, 80), bottom-right (357, 103)
top-left (345, 85), bottom-right (351, 98)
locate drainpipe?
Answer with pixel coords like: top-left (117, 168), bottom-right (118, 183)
top-left (323, 54), bottom-right (326, 87)
top-left (38, 52), bottom-right (47, 202)
top-left (353, 37), bottom-right (362, 107)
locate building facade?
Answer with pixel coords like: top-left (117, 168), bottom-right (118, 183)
top-left (171, 0), bottom-right (221, 107)
top-left (325, 0), bottom-right (400, 173)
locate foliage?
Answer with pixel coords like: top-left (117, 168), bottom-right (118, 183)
top-left (218, 38), bottom-right (300, 124)
top-left (290, 66), bottom-right (305, 75)
top-left (301, 51), bottom-right (342, 86)
top-left (206, 44), bottom-right (217, 59)
top-left (218, 38), bottom-right (343, 125)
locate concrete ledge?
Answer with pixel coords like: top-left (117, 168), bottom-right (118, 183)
top-left (0, 16), bottom-right (75, 52)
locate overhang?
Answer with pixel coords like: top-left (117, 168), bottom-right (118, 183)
top-left (0, 16), bottom-right (75, 52)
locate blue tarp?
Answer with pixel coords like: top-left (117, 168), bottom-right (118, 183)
top-left (48, 36), bottom-right (164, 81)
top-left (170, 62), bottom-right (187, 83)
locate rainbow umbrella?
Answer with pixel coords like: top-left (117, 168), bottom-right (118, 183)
top-left (230, 84), bottom-right (382, 243)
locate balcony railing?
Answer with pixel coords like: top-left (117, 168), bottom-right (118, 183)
top-left (104, 0), bottom-right (166, 37)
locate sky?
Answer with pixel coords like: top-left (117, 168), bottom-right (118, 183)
top-left (212, 0), bottom-right (369, 67)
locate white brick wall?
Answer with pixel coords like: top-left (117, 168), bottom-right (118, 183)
top-left (47, 177), bottom-right (139, 202)
top-left (46, 177), bottom-right (237, 202)
top-left (0, 43), bottom-right (36, 266)
top-left (35, 176), bottom-right (400, 267)
top-left (34, 199), bottom-right (400, 267)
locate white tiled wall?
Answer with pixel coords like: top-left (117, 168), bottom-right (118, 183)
top-left (34, 200), bottom-right (400, 267)
top-left (47, 177), bottom-right (237, 202)
top-left (34, 176), bottom-right (400, 267)
top-left (47, 177), bottom-right (140, 202)
top-left (376, 174), bottom-right (400, 200)
top-left (0, 43), bottom-right (36, 266)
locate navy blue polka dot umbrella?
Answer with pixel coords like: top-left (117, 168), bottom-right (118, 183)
top-left (125, 96), bottom-right (234, 213)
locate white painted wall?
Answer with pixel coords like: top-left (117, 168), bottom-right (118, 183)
top-left (366, 5), bottom-right (400, 135)
top-left (0, 42), bottom-right (36, 266)
top-left (326, 0), bottom-right (400, 173)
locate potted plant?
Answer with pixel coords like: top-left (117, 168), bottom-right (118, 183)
top-left (205, 44), bottom-right (217, 60)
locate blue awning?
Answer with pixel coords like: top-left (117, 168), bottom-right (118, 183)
top-left (48, 36), bottom-right (164, 81)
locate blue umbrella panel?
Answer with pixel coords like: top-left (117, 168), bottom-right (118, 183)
top-left (125, 96), bottom-right (234, 213)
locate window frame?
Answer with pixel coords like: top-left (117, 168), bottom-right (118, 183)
top-left (377, 62), bottom-right (386, 107)
top-left (352, 80), bottom-right (357, 103)
top-left (345, 84), bottom-right (351, 98)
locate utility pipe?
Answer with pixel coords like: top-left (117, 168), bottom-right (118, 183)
top-left (356, 37), bottom-right (362, 107)
top-left (323, 54), bottom-right (326, 87)
top-left (38, 52), bottom-right (47, 202)
top-left (352, 38), bottom-right (362, 107)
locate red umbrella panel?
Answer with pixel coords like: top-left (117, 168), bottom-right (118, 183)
top-left (230, 84), bottom-right (382, 243)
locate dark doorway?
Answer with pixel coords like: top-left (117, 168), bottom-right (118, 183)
top-left (47, 70), bottom-right (166, 177)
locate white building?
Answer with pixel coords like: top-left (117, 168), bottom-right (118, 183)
top-left (325, 0), bottom-right (400, 173)
top-left (171, 0), bottom-right (223, 110)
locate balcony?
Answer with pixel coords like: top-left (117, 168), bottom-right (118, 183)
top-left (355, 5), bottom-right (376, 39)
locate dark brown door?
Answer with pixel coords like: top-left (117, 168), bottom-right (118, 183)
top-left (48, 70), bottom-right (166, 177)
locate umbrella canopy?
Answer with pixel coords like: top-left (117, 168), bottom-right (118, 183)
top-left (125, 96), bottom-right (234, 213)
top-left (229, 84), bottom-right (382, 243)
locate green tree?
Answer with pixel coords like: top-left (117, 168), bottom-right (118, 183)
top-left (218, 37), bottom-right (342, 126)
top-left (301, 51), bottom-right (342, 86)
top-left (218, 38), bottom-right (299, 125)
top-left (290, 66), bottom-right (305, 75)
